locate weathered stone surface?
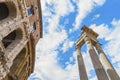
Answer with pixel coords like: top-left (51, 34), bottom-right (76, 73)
top-left (0, 0), bottom-right (42, 80)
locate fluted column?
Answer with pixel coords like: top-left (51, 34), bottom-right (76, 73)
top-left (76, 47), bottom-right (88, 80)
top-left (84, 36), bottom-right (109, 80)
top-left (95, 43), bottom-right (120, 80)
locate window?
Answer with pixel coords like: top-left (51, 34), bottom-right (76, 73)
top-left (10, 47), bottom-right (26, 74)
top-left (30, 23), bottom-right (36, 32)
top-left (2, 31), bottom-right (16, 48)
top-left (27, 5), bottom-right (34, 15)
top-left (0, 2), bottom-right (17, 21)
top-left (0, 3), bottom-right (9, 20)
top-left (33, 23), bottom-right (36, 30)
top-left (2, 28), bottom-right (23, 48)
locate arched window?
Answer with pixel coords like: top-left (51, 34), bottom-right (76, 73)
top-left (10, 47), bottom-right (26, 76)
top-left (33, 23), bottom-right (36, 30)
top-left (0, 3), bottom-right (9, 20)
top-left (0, 2), bottom-right (17, 21)
top-left (2, 31), bottom-right (16, 48)
top-left (30, 22), bottom-right (36, 32)
top-left (2, 28), bottom-right (23, 48)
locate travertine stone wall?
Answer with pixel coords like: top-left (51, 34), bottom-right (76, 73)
top-left (0, 0), bottom-right (42, 80)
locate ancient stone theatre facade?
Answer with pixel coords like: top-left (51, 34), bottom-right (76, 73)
top-left (76, 26), bottom-right (120, 80)
top-left (0, 0), bottom-right (42, 80)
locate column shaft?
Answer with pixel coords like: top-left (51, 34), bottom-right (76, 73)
top-left (95, 43), bottom-right (120, 80)
top-left (84, 36), bottom-right (109, 80)
top-left (76, 48), bottom-right (88, 80)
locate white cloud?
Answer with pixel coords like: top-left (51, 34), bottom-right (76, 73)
top-left (61, 40), bottom-right (74, 53)
top-left (92, 14), bottom-right (100, 20)
top-left (38, 0), bottom-right (75, 53)
top-left (107, 19), bottom-right (120, 40)
top-left (38, 30), bottom-right (67, 54)
top-left (44, 0), bottom-right (74, 16)
top-left (90, 24), bottom-right (111, 39)
top-left (30, 46), bottom-right (80, 80)
top-left (29, 0), bottom-right (79, 80)
top-left (42, 0), bottom-right (74, 34)
top-left (104, 19), bottom-right (120, 67)
top-left (34, 53), bottom-right (67, 80)
top-left (72, 0), bottom-right (106, 31)
top-left (93, 0), bottom-right (106, 6)
top-left (54, 0), bottom-right (74, 16)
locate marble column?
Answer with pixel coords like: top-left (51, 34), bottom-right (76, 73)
top-left (84, 36), bottom-right (109, 80)
top-left (95, 43), bottom-right (120, 80)
top-left (76, 47), bottom-right (88, 80)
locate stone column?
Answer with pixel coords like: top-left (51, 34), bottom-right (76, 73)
top-left (84, 36), bottom-right (109, 80)
top-left (0, 51), bottom-right (9, 79)
top-left (95, 43), bottom-right (120, 80)
top-left (76, 47), bottom-right (88, 80)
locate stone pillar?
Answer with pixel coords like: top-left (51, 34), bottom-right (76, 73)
top-left (76, 47), bottom-right (88, 80)
top-left (0, 51), bottom-right (9, 79)
top-left (95, 43), bottom-right (120, 80)
top-left (84, 36), bottom-right (109, 80)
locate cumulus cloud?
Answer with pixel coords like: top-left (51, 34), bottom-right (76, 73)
top-left (92, 14), bottom-right (100, 20)
top-left (43, 0), bottom-right (74, 16)
top-left (61, 39), bottom-right (74, 53)
top-left (105, 19), bottom-right (120, 69)
top-left (29, 0), bottom-right (79, 80)
top-left (72, 0), bottom-right (106, 31)
top-left (29, 44), bottom-right (79, 80)
top-left (37, 30), bottom-right (67, 54)
top-left (90, 24), bottom-right (111, 39)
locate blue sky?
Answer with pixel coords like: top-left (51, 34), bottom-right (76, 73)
top-left (28, 0), bottom-right (120, 80)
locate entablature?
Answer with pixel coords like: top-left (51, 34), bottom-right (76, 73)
top-left (76, 25), bottom-right (99, 48)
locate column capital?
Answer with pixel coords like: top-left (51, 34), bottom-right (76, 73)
top-left (84, 36), bottom-right (94, 50)
top-left (84, 36), bottom-right (93, 45)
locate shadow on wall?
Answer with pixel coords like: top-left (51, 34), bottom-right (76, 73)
top-left (0, 2), bottom-right (17, 21)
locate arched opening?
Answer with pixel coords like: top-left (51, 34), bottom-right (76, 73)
top-left (2, 28), bottom-right (23, 48)
top-left (0, 2), bottom-right (17, 21)
top-left (10, 47), bottom-right (26, 78)
top-left (33, 23), bottom-right (36, 30)
top-left (0, 3), bottom-right (9, 20)
top-left (2, 31), bottom-right (16, 48)
top-left (30, 22), bottom-right (36, 32)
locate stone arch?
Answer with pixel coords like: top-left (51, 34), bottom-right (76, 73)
top-left (2, 28), bottom-right (23, 48)
top-left (0, 3), bottom-right (9, 20)
top-left (0, 2), bottom-right (17, 21)
top-left (9, 47), bottom-right (27, 79)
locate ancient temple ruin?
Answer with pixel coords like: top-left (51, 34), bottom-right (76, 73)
top-left (76, 26), bottom-right (120, 80)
